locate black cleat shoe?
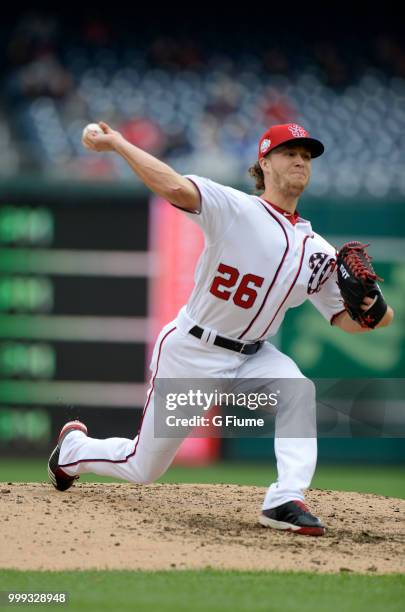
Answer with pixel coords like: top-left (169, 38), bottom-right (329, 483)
top-left (259, 500), bottom-right (326, 536)
top-left (48, 420), bottom-right (87, 491)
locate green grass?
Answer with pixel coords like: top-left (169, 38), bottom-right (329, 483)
top-left (1, 464), bottom-right (404, 612)
top-left (0, 570), bottom-right (404, 612)
top-left (0, 460), bottom-right (404, 499)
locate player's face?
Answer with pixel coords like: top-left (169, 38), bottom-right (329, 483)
top-left (263, 144), bottom-right (312, 197)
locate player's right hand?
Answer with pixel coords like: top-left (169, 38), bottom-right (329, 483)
top-left (82, 122), bottom-right (123, 153)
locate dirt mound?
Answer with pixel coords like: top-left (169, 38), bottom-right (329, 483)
top-left (1, 483), bottom-right (404, 573)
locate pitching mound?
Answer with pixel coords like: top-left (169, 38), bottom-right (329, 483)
top-left (1, 483), bottom-right (404, 574)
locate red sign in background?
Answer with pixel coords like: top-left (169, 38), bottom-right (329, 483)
top-left (148, 197), bottom-right (220, 464)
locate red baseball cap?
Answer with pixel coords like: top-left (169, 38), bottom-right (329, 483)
top-left (258, 123), bottom-right (324, 159)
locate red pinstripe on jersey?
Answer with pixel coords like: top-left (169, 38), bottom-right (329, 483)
top-left (258, 235), bottom-right (311, 339)
top-left (237, 201), bottom-right (289, 340)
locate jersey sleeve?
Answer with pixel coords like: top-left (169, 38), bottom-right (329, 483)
top-left (309, 268), bottom-right (346, 324)
top-left (307, 237), bottom-right (346, 324)
top-left (172, 175), bottom-right (245, 244)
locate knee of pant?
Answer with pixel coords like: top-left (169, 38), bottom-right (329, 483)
top-left (280, 378), bottom-right (316, 409)
top-left (305, 379), bottom-right (316, 405)
top-left (128, 466), bottom-right (165, 485)
top-left (301, 379), bottom-right (317, 418)
top-left (134, 475), bottom-right (156, 485)
top-left (125, 470), bottom-right (156, 485)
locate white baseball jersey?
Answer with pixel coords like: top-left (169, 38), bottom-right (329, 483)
top-left (175, 175), bottom-right (344, 342)
top-left (58, 173), bottom-right (330, 512)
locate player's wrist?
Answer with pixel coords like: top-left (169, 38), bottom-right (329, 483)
top-left (111, 132), bottom-right (126, 152)
top-left (358, 292), bottom-right (388, 328)
top-left (375, 304), bottom-right (394, 328)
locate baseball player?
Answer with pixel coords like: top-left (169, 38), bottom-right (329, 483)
top-left (48, 122), bottom-right (394, 536)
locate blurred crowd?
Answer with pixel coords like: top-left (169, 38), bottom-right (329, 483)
top-left (1, 13), bottom-right (405, 198)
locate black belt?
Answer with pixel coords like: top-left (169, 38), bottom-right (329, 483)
top-left (189, 325), bottom-right (263, 355)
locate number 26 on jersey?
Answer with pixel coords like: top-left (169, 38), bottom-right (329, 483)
top-left (209, 263), bottom-right (264, 309)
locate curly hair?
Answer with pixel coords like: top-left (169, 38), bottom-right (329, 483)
top-left (248, 160), bottom-right (265, 192)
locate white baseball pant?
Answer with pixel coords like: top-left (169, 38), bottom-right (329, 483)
top-left (59, 309), bottom-right (317, 509)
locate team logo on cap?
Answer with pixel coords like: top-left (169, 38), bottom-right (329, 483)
top-left (288, 124), bottom-right (308, 138)
top-left (260, 138), bottom-right (271, 154)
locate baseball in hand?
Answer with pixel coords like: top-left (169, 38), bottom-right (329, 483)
top-left (82, 123), bottom-right (104, 139)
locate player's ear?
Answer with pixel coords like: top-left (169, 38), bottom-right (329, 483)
top-left (259, 157), bottom-right (268, 172)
